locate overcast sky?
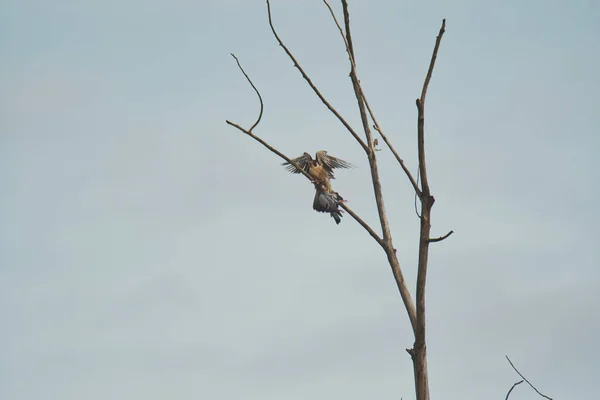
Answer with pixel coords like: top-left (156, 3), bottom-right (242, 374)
top-left (1, 1), bottom-right (599, 399)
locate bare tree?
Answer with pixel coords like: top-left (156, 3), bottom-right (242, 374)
top-left (226, 2), bottom-right (451, 399)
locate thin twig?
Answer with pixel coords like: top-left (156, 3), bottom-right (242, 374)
top-left (265, 0), bottom-right (368, 153)
top-left (230, 54), bottom-right (263, 132)
top-left (322, 0), bottom-right (422, 198)
top-left (225, 121), bottom-right (313, 182)
top-left (505, 356), bottom-right (553, 400)
top-left (322, 1), bottom-right (354, 67)
top-left (339, 0), bottom-right (374, 153)
top-left (414, 167), bottom-right (421, 218)
top-left (428, 230), bottom-right (453, 243)
top-left (341, 203), bottom-right (384, 247)
top-left (420, 20), bottom-right (446, 106)
top-left (505, 380), bottom-right (524, 400)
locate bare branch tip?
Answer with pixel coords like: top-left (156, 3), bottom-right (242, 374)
top-left (505, 380), bottom-right (524, 400)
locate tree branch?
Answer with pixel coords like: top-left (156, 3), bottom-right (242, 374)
top-left (340, 203), bottom-right (384, 247)
top-left (322, 1), bottom-right (353, 66)
top-left (226, 123), bottom-right (383, 247)
top-left (428, 230), bottom-right (453, 243)
top-left (417, 19), bottom-right (445, 197)
top-left (230, 53), bottom-right (263, 132)
top-left (339, 0), bottom-right (417, 333)
top-left (265, 0), bottom-right (369, 153)
top-left (505, 380), bottom-right (524, 400)
top-left (505, 356), bottom-right (553, 400)
top-left (411, 19), bottom-right (446, 400)
top-left (415, 19), bottom-right (447, 337)
top-left (226, 55), bottom-right (383, 247)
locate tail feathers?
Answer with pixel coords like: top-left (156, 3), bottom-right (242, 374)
top-left (331, 210), bottom-right (342, 224)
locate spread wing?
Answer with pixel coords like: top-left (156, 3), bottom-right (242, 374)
top-left (315, 150), bottom-right (353, 176)
top-left (282, 152), bottom-right (313, 174)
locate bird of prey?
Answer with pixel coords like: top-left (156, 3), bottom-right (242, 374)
top-left (313, 183), bottom-right (346, 224)
top-left (282, 150), bottom-right (353, 191)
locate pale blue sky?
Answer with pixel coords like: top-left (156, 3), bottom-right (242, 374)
top-left (1, 1), bottom-right (599, 399)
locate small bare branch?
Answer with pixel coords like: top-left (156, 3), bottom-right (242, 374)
top-left (225, 121), bottom-right (313, 182)
top-left (505, 380), bottom-right (524, 400)
top-left (428, 230), bottom-right (454, 243)
top-left (230, 54), bottom-right (263, 132)
top-left (420, 20), bottom-right (446, 106)
top-left (265, 0), bottom-right (368, 153)
top-left (341, 203), bottom-right (384, 247)
top-left (417, 19), bottom-right (446, 197)
top-left (505, 356), bottom-right (553, 400)
top-left (322, 1), bottom-right (354, 66)
top-left (339, 0), bottom-right (374, 153)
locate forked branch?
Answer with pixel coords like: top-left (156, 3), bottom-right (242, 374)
top-left (505, 356), bottom-right (553, 400)
top-left (322, 0), bottom-right (422, 198)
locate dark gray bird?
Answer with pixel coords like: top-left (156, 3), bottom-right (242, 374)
top-left (313, 183), bottom-right (345, 224)
top-left (282, 150), bottom-right (353, 191)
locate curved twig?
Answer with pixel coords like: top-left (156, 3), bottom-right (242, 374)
top-left (265, 0), bottom-right (369, 153)
top-left (505, 380), bottom-right (524, 400)
top-left (506, 356), bottom-right (553, 400)
top-left (428, 230), bottom-right (453, 243)
top-left (230, 54), bottom-right (263, 132)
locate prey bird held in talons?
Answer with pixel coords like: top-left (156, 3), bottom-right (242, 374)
top-left (312, 182), bottom-right (346, 225)
top-left (283, 150), bottom-right (352, 224)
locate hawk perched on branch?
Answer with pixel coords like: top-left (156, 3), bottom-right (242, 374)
top-left (282, 150), bottom-right (353, 191)
top-left (283, 150), bottom-right (352, 224)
